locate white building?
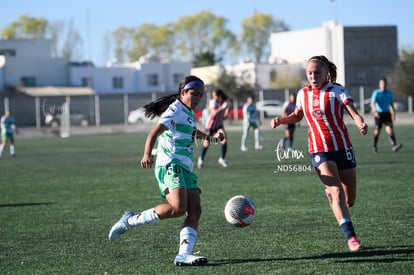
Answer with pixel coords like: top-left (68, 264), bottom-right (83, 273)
top-left (0, 39), bottom-right (192, 94)
top-left (268, 21), bottom-right (398, 87)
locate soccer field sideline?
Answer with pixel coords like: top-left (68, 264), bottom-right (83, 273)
top-left (14, 112), bottom-right (414, 139)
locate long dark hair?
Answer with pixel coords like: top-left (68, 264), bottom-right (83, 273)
top-left (143, 75), bottom-right (204, 119)
top-left (307, 55), bottom-right (337, 82)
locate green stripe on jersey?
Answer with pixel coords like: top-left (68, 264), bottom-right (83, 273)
top-left (176, 123), bottom-right (195, 135)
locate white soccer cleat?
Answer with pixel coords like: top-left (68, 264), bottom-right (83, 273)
top-left (174, 253), bottom-right (208, 266)
top-left (197, 157), bottom-right (203, 169)
top-left (218, 158), bottom-right (228, 168)
top-left (108, 211), bottom-right (135, 241)
top-left (241, 146), bottom-right (248, 152)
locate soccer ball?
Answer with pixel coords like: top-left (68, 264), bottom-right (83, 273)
top-left (224, 195), bottom-right (256, 227)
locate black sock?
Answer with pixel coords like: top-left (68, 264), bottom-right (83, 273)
top-left (200, 146), bottom-right (208, 160)
top-left (340, 220), bottom-right (356, 240)
top-left (373, 135), bottom-right (379, 147)
top-left (221, 143), bottom-right (227, 159)
top-left (389, 134), bottom-right (396, 146)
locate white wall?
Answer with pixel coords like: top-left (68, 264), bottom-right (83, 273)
top-left (269, 21), bottom-right (345, 85)
top-left (0, 39), bottom-right (51, 58)
top-left (4, 56), bottom-right (67, 86)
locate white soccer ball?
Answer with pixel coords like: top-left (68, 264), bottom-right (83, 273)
top-left (224, 195), bottom-right (256, 227)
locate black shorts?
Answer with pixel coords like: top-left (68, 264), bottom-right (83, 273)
top-left (206, 126), bottom-right (224, 136)
top-left (375, 112), bottom-right (393, 129)
top-left (310, 149), bottom-right (356, 170)
top-left (285, 124), bottom-right (296, 130)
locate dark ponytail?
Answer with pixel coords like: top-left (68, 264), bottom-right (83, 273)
top-left (143, 75), bottom-right (203, 119)
top-left (308, 55), bottom-right (337, 83)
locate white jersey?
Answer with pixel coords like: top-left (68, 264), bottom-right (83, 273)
top-left (156, 99), bottom-right (197, 171)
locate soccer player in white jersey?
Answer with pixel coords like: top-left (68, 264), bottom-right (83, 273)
top-left (270, 55), bottom-right (368, 252)
top-left (108, 75), bottom-right (225, 266)
top-left (241, 95), bottom-right (262, 151)
top-left (0, 110), bottom-right (16, 157)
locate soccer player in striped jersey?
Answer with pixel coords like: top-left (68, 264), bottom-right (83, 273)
top-left (197, 89), bottom-right (230, 168)
top-left (108, 75), bottom-right (225, 266)
top-left (270, 55), bottom-right (368, 252)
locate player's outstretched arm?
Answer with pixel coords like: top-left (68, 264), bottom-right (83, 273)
top-left (271, 111), bottom-right (303, 129)
top-left (345, 103), bottom-right (368, 136)
top-left (141, 124), bottom-right (167, 168)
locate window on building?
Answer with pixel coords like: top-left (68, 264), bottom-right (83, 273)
top-left (112, 77), bottom-right (124, 89)
top-left (173, 73), bottom-right (184, 85)
top-left (21, 76), bottom-right (36, 87)
top-left (147, 74), bottom-right (159, 86)
top-left (81, 77), bottom-right (93, 87)
top-left (270, 69), bottom-right (277, 82)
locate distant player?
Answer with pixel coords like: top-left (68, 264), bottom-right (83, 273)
top-left (197, 89), bottom-right (230, 168)
top-left (241, 95), bottom-right (262, 151)
top-left (108, 75), bottom-right (225, 266)
top-left (280, 93), bottom-right (297, 151)
top-left (271, 55), bottom-right (368, 252)
top-left (0, 110), bottom-right (16, 157)
top-left (371, 77), bottom-right (402, 153)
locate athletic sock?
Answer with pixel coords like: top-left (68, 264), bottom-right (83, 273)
top-left (10, 145), bottom-right (15, 155)
top-left (127, 208), bottom-right (160, 227)
top-left (340, 218), bottom-right (356, 240)
top-left (178, 226), bottom-right (197, 255)
top-left (389, 134), bottom-right (397, 146)
top-left (200, 146), bottom-right (208, 160)
top-left (373, 135), bottom-right (379, 147)
top-left (221, 143), bottom-right (227, 159)
top-left (0, 144), bottom-right (3, 157)
top-left (288, 137), bottom-right (294, 148)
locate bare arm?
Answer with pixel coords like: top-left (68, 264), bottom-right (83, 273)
top-left (195, 129), bottom-right (226, 144)
top-left (270, 109), bottom-right (303, 128)
top-left (141, 123), bottom-right (168, 168)
top-left (345, 102), bottom-right (368, 135)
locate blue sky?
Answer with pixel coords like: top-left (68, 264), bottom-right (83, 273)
top-left (1, 0), bottom-right (413, 66)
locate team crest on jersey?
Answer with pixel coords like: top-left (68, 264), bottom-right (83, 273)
top-left (312, 109), bottom-right (324, 120)
top-left (313, 99), bottom-right (319, 107)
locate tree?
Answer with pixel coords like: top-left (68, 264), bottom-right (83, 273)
top-left (174, 10), bottom-right (237, 63)
top-left (192, 51), bottom-right (222, 67)
top-left (112, 27), bottom-right (133, 63)
top-left (48, 21), bottom-right (64, 58)
top-left (241, 13), bottom-right (289, 63)
top-left (391, 47), bottom-right (414, 96)
top-left (1, 14), bottom-right (48, 39)
top-left (129, 24), bottom-right (159, 61)
top-left (61, 20), bottom-right (83, 62)
top-left (215, 70), bottom-right (255, 100)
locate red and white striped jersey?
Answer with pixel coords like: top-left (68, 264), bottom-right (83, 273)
top-left (205, 99), bottom-right (228, 130)
top-left (296, 82), bottom-right (353, 154)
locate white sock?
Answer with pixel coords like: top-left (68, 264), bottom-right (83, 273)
top-left (0, 144), bottom-right (4, 156)
top-left (127, 208), bottom-right (160, 227)
top-left (254, 128), bottom-right (261, 147)
top-left (178, 226), bottom-right (197, 255)
top-left (10, 145), bottom-right (15, 155)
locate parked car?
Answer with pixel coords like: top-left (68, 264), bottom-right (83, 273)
top-left (256, 100), bottom-right (284, 117)
top-left (45, 110), bottom-right (90, 128)
top-left (128, 107), bottom-right (153, 124)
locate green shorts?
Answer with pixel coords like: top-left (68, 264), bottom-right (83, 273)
top-left (1, 131), bottom-right (14, 141)
top-left (155, 162), bottom-right (200, 199)
top-left (243, 120), bottom-right (258, 129)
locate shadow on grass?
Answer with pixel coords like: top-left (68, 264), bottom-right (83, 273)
top-left (209, 246), bottom-right (414, 266)
top-left (0, 202), bottom-right (53, 208)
